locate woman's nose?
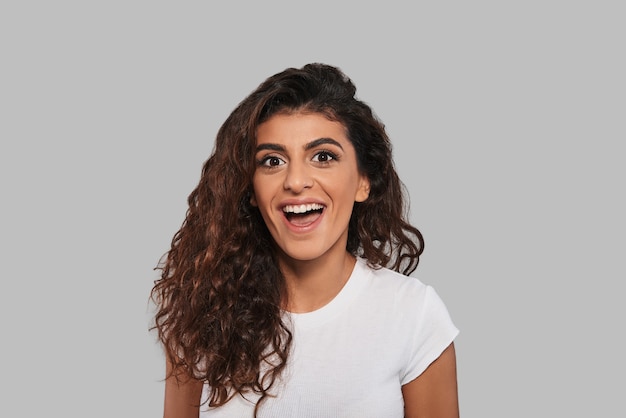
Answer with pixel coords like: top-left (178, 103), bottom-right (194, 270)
top-left (283, 162), bottom-right (313, 193)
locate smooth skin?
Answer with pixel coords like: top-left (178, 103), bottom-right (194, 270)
top-left (163, 358), bottom-right (203, 418)
top-left (162, 112), bottom-right (459, 417)
top-left (402, 342), bottom-right (460, 418)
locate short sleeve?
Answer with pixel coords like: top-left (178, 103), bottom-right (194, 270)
top-left (400, 285), bottom-right (459, 385)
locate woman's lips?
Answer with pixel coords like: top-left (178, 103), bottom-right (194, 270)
top-left (286, 210), bottom-right (323, 226)
top-left (281, 203), bottom-right (326, 229)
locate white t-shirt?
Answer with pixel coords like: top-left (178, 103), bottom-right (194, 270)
top-left (200, 257), bottom-right (459, 417)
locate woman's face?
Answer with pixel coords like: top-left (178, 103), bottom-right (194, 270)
top-left (251, 112), bottom-right (370, 264)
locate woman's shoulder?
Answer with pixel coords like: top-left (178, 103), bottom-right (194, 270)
top-left (353, 257), bottom-right (457, 337)
top-left (356, 257), bottom-right (431, 296)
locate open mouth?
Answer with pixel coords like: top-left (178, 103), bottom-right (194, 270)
top-left (282, 203), bottom-right (325, 226)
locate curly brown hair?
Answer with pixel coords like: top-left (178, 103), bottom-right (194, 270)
top-left (150, 63), bottom-right (424, 413)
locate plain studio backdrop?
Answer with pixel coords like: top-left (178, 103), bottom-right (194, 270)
top-left (1, 1), bottom-right (623, 417)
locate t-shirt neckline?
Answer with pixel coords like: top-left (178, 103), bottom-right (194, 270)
top-left (286, 257), bottom-right (369, 329)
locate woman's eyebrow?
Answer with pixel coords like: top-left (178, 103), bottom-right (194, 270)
top-left (305, 138), bottom-right (343, 150)
top-left (255, 138), bottom-right (344, 153)
top-left (256, 143), bottom-right (285, 152)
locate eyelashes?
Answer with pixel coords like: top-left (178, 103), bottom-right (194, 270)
top-left (258, 155), bottom-right (285, 167)
top-left (257, 150), bottom-right (340, 168)
top-left (311, 150), bottom-right (338, 163)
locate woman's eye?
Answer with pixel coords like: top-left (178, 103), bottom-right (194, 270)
top-left (260, 156), bottom-right (285, 167)
top-left (312, 151), bottom-right (336, 163)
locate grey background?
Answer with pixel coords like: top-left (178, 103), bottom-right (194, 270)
top-left (1, 1), bottom-right (624, 417)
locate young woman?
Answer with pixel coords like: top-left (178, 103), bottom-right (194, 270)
top-left (151, 63), bottom-right (460, 417)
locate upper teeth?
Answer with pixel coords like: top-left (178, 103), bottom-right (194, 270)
top-left (283, 203), bottom-right (324, 214)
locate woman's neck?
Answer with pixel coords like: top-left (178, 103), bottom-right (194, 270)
top-left (279, 251), bottom-right (356, 313)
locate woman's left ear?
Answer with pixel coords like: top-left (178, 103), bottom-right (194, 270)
top-left (355, 176), bottom-right (370, 203)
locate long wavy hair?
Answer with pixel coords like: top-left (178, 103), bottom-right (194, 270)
top-left (150, 63), bottom-right (424, 414)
